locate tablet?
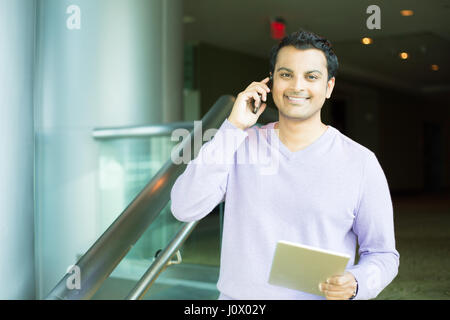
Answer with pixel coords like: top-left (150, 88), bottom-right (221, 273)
top-left (268, 240), bottom-right (351, 297)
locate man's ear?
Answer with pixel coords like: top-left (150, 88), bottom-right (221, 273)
top-left (325, 77), bottom-right (335, 99)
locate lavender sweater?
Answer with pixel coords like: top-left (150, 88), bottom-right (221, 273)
top-left (170, 118), bottom-right (399, 300)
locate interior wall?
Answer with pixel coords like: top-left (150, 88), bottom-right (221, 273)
top-left (195, 42), bottom-right (271, 118)
top-left (377, 89), bottom-right (425, 192)
top-left (194, 42), bottom-right (449, 194)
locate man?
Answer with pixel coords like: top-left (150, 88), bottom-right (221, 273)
top-left (170, 30), bottom-right (399, 300)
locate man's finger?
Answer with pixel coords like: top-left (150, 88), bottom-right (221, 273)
top-left (320, 282), bottom-right (350, 293)
top-left (327, 273), bottom-right (353, 286)
top-left (325, 289), bottom-right (354, 300)
top-left (248, 82), bottom-right (270, 94)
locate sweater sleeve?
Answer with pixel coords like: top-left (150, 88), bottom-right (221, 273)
top-left (170, 118), bottom-right (249, 222)
top-left (346, 151), bottom-right (400, 300)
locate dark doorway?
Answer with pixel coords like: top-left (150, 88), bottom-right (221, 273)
top-left (330, 98), bottom-right (347, 135)
top-left (423, 122), bottom-right (444, 192)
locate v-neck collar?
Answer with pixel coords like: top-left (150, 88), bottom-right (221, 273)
top-left (267, 121), bottom-right (336, 161)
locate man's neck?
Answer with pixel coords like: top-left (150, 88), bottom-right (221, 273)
top-left (274, 115), bottom-right (328, 152)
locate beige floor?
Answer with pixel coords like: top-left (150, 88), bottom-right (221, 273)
top-left (375, 193), bottom-right (450, 300)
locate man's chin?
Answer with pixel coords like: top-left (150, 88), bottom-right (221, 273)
top-left (277, 108), bottom-right (313, 121)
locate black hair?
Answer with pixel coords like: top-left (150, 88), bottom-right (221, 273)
top-left (269, 30), bottom-right (339, 81)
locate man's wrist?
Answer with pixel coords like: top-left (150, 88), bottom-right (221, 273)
top-left (227, 117), bottom-right (246, 131)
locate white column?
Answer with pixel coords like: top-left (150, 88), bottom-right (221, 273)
top-left (162, 0), bottom-right (184, 123)
top-left (0, 0), bottom-right (36, 299)
top-left (34, 0), bottom-right (183, 298)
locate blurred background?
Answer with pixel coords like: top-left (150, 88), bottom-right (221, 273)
top-left (0, 0), bottom-right (448, 300)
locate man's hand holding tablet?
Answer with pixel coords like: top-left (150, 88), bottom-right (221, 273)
top-left (319, 271), bottom-right (358, 300)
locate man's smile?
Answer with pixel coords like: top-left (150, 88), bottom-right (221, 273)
top-left (285, 95), bottom-right (311, 105)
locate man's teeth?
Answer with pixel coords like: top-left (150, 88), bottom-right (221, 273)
top-left (287, 96), bottom-right (309, 102)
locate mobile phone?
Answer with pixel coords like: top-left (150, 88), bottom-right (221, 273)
top-left (253, 75), bottom-right (273, 114)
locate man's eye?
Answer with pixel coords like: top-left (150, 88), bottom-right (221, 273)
top-left (307, 75), bottom-right (318, 80)
top-left (281, 73), bottom-right (291, 78)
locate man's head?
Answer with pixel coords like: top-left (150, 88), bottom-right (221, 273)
top-left (268, 30), bottom-right (338, 122)
top-left (269, 30), bottom-right (338, 82)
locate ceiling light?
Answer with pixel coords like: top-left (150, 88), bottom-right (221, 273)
top-left (400, 10), bottom-right (414, 16)
top-left (399, 52), bottom-right (408, 60)
top-left (361, 37), bottom-right (373, 45)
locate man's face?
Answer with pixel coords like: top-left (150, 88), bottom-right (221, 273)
top-left (271, 46), bottom-right (335, 122)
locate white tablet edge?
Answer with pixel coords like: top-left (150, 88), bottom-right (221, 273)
top-left (278, 240), bottom-right (351, 260)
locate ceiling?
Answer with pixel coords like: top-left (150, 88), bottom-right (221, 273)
top-left (183, 0), bottom-right (450, 94)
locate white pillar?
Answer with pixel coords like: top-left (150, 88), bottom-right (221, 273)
top-left (34, 0), bottom-right (183, 298)
top-left (162, 0), bottom-right (184, 123)
top-left (0, 0), bottom-right (36, 299)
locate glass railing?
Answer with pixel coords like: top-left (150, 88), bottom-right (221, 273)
top-left (45, 96), bottom-right (278, 300)
top-left (91, 129), bottom-right (222, 299)
top-left (96, 135), bottom-right (182, 258)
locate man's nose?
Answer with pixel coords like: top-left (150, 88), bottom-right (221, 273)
top-left (291, 76), bottom-right (308, 92)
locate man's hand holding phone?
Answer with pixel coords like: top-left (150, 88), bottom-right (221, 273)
top-left (227, 77), bottom-right (271, 130)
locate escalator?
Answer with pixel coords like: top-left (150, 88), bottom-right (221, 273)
top-left (45, 95), bottom-right (278, 300)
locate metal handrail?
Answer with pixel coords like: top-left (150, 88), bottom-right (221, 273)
top-left (92, 107), bottom-right (279, 139)
top-left (124, 107), bottom-right (279, 300)
top-left (126, 109), bottom-right (278, 300)
top-left (126, 221), bottom-right (199, 300)
top-left (45, 95), bottom-right (236, 300)
top-left (92, 122), bottom-right (194, 139)
top-left (45, 95), bottom-right (279, 300)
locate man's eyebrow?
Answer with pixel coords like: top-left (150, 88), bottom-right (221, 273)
top-left (305, 70), bottom-right (323, 75)
top-left (276, 67), bottom-right (294, 73)
top-left (276, 67), bottom-right (323, 75)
